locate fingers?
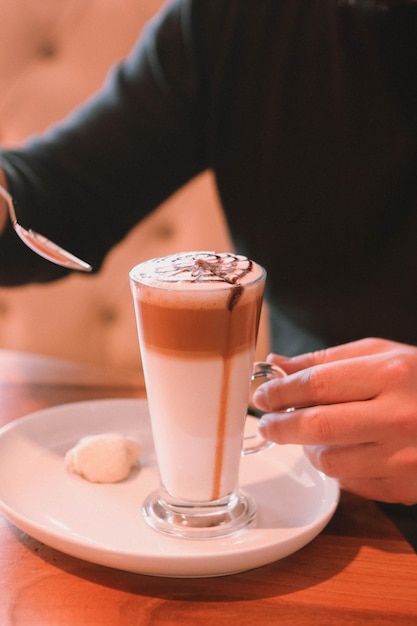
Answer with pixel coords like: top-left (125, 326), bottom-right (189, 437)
top-left (254, 341), bottom-right (417, 413)
top-left (258, 399), bottom-right (386, 446)
top-left (267, 337), bottom-right (396, 375)
top-left (304, 443), bottom-right (382, 478)
top-left (303, 441), bottom-right (417, 505)
top-left (253, 354), bottom-right (385, 413)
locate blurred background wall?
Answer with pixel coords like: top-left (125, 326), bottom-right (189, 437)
top-left (0, 0), bottom-right (269, 376)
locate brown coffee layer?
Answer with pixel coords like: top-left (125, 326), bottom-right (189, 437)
top-left (138, 297), bottom-right (263, 356)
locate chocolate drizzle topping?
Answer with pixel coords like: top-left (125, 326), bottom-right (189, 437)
top-left (192, 255), bottom-right (251, 310)
top-left (151, 252), bottom-right (254, 311)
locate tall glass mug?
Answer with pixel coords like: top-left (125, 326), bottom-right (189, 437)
top-left (129, 251), bottom-right (270, 539)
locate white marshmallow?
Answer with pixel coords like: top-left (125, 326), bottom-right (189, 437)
top-left (65, 433), bottom-right (142, 483)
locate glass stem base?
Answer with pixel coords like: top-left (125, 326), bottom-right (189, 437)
top-left (142, 489), bottom-right (256, 539)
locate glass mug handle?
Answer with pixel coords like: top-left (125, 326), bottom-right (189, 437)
top-left (243, 361), bottom-right (288, 455)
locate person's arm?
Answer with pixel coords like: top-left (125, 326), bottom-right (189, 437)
top-left (0, 0), bottom-right (210, 286)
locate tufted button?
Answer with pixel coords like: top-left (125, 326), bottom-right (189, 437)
top-left (98, 306), bottom-right (118, 325)
top-left (0, 300), bottom-right (9, 317)
top-left (152, 221), bottom-right (175, 240)
top-left (37, 42), bottom-right (58, 59)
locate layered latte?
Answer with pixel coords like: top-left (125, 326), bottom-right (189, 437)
top-left (130, 252), bottom-right (266, 503)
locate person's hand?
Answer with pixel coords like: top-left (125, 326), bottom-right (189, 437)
top-left (254, 337), bottom-right (417, 504)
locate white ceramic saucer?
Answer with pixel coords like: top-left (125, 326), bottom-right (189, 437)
top-left (0, 399), bottom-right (339, 577)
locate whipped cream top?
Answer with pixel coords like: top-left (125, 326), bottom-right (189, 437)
top-left (130, 252), bottom-right (265, 311)
top-left (130, 252), bottom-right (262, 287)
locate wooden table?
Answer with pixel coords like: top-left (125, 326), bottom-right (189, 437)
top-left (1, 349), bottom-right (417, 625)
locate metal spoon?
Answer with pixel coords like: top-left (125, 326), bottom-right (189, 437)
top-left (0, 184), bottom-right (92, 272)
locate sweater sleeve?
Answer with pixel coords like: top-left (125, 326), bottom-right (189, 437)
top-left (0, 0), bottom-right (208, 285)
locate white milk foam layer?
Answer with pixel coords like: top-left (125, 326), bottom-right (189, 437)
top-left (143, 349), bottom-right (254, 502)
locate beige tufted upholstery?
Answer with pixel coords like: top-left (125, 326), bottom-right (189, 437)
top-left (0, 0), bottom-right (269, 376)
